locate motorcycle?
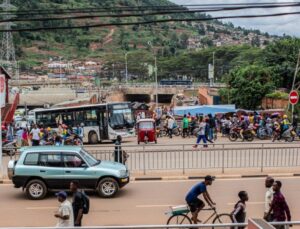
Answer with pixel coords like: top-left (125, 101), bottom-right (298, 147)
top-left (2, 139), bottom-right (17, 156)
top-left (273, 126), bottom-right (295, 142)
top-left (229, 126), bottom-right (254, 142)
top-left (257, 126), bottom-right (273, 140)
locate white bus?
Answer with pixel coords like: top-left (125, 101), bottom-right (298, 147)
top-left (34, 102), bottom-right (135, 144)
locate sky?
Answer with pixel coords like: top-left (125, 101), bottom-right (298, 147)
top-left (170, 0), bottom-right (300, 36)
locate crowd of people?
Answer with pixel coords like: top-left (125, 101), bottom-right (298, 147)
top-left (154, 111), bottom-right (299, 147)
top-left (4, 122), bottom-right (84, 147)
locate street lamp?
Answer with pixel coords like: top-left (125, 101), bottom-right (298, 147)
top-left (125, 52), bottom-right (128, 84)
top-left (148, 41), bottom-right (158, 109)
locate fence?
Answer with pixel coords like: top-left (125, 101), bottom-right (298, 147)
top-left (7, 142), bottom-right (300, 175)
top-left (85, 142), bottom-right (300, 174)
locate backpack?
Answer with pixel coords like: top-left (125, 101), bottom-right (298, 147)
top-left (81, 191), bottom-right (90, 214)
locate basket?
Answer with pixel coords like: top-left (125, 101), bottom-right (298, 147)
top-left (170, 205), bottom-right (190, 215)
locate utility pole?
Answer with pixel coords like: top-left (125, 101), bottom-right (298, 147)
top-left (125, 52), bottom-right (128, 84)
top-left (290, 50), bottom-right (300, 121)
top-left (148, 41), bottom-right (158, 109)
top-left (0, 0), bottom-right (18, 79)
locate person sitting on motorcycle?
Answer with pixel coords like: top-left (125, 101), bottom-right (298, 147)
top-left (273, 121), bottom-right (281, 142)
top-left (239, 116), bottom-right (248, 140)
top-left (281, 115), bottom-right (290, 136)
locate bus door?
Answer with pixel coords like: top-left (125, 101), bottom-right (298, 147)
top-left (98, 110), bottom-right (108, 140)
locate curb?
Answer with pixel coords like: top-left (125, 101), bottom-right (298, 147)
top-left (1, 173), bottom-right (299, 184)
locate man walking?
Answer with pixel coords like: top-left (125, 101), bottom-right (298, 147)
top-left (55, 191), bottom-right (74, 227)
top-left (266, 181), bottom-right (291, 229)
top-left (30, 124), bottom-right (40, 146)
top-left (70, 181), bottom-right (84, 227)
top-left (167, 116), bottom-right (174, 138)
top-left (264, 177), bottom-right (274, 222)
top-left (193, 117), bottom-right (207, 148)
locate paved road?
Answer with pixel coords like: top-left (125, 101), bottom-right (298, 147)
top-left (0, 177), bottom-right (299, 227)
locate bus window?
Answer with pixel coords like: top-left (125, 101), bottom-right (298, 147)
top-left (62, 112), bottom-right (74, 126)
top-left (84, 109), bottom-right (98, 126)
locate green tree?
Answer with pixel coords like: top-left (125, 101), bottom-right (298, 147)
top-left (221, 65), bottom-right (274, 109)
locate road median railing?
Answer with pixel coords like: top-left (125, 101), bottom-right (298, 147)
top-left (5, 142), bottom-right (300, 175)
top-left (86, 142), bottom-right (300, 175)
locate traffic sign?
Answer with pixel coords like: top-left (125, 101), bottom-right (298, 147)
top-left (289, 90), bottom-right (299, 105)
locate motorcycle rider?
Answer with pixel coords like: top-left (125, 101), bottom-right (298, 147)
top-left (280, 115), bottom-right (290, 139)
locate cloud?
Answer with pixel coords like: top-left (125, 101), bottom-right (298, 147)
top-left (170, 0), bottom-right (300, 36)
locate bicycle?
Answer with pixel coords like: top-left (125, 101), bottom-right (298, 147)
top-left (166, 205), bottom-right (233, 227)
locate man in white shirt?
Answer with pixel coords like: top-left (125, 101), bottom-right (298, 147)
top-left (264, 176), bottom-right (274, 222)
top-left (30, 124), bottom-right (40, 146)
top-left (167, 116), bottom-right (175, 138)
top-left (55, 191), bottom-right (74, 227)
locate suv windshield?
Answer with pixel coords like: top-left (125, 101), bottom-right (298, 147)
top-left (79, 150), bottom-right (99, 166)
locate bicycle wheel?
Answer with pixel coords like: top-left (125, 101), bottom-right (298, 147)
top-left (212, 213), bottom-right (233, 228)
top-left (167, 214), bottom-right (192, 228)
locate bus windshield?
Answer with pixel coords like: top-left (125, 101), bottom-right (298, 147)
top-left (109, 108), bottom-right (134, 129)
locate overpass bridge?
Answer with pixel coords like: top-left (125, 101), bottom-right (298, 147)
top-left (14, 83), bottom-right (226, 107)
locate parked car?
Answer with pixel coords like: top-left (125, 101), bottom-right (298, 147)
top-left (7, 146), bottom-right (130, 200)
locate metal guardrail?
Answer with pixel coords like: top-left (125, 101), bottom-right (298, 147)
top-left (7, 142), bottom-right (300, 175)
top-left (87, 142), bottom-right (300, 174)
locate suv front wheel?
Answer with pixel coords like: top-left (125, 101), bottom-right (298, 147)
top-left (25, 179), bottom-right (47, 200)
top-left (97, 177), bottom-right (119, 198)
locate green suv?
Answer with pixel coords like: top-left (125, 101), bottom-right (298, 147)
top-left (7, 146), bottom-right (129, 200)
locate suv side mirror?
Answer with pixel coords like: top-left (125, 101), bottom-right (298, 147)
top-left (81, 163), bottom-right (88, 168)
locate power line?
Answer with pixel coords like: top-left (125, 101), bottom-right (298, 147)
top-left (1, 10), bottom-right (300, 32)
top-left (0, 2), bottom-right (299, 16)
top-left (1, 3), bottom-right (300, 23)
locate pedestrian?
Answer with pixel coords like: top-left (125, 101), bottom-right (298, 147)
top-left (70, 181), bottom-right (84, 227)
top-left (231, 191), bottom-right (248, 229)
top-left (167, 116), bottom-right (175, 138)
top-left (264, 177), bottom-right (274, 222)
top-left (182, 114), bottom-right (189, 138)
top-left (193, 116), bottom-right (207, 148)
top-left (6, 123), bottom-right (14, 142)
top-left (208, 114), bottom-right (215, 141)
top-left (54, 191), bottom-right (74, 227)
top-left (30, 124), bottom-right (40, 146)
top-left (266, 181), bottom-right (291, 229)
top-left (114, 135), bottom-right (123, 163)
top-left (21, 128), bottom-right (29, 146)
top-left (205, 118), bottom-right (214, 143)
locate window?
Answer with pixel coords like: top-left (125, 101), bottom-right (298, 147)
top-left (24, 153), bottom-right (39, 166)
top-left (86, 110), bottom-right (97, 121)
top-left (38, 153), bottom-right (62, 167)
top-left (63, 154), bottom-right (85, 168)
top-left (139, 122), bottom-right (154, 129)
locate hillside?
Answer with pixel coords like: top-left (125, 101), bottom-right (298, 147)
top-left (9, 0), bottom-right (275, 72)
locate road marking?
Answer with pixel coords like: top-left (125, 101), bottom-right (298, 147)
top-left (26, 206), bottom-right (57, 210)
top-left (227, 202), bottom-right (264, 206)
top-left (136, 204), bottom-right (172, 208)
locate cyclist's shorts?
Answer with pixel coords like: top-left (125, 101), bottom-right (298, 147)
top-left (187, 198), bottom-right (205, 213)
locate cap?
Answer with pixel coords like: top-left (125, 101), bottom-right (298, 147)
top-left (55, 191), bottom-right (67, 199)
top-left (205, 175), bottom-right (215, 181)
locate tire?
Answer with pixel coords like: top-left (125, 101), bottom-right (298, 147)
top-left (25, 179), bottom-right (47, 200)
top-left (97, 177), bottom-right (119, 198)
top-left (229, 133), bottom-right (238, 142)
top-left (174, 128), bottom-right (181, 136)
top-left (160, 130), bottom-right (167, 137)
top-left (167, 214), bottom-right (192, 226)
top-left (245, 134), bottom-right (254, 142)
top-left (286, 136), bottom-right (294, 142)
top-left (89, 132), bottom-right (98, 144)
top-left (212, 213), bottom-right (233, 226)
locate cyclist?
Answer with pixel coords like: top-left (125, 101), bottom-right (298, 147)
top-left (185, 175), bottom-right (216, 224)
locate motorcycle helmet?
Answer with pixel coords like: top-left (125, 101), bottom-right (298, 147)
top-left (283, 115), bottom-right (288, 119)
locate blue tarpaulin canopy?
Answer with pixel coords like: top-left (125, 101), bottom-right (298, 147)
top-left (173, 105), bottom-right (237, 116)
